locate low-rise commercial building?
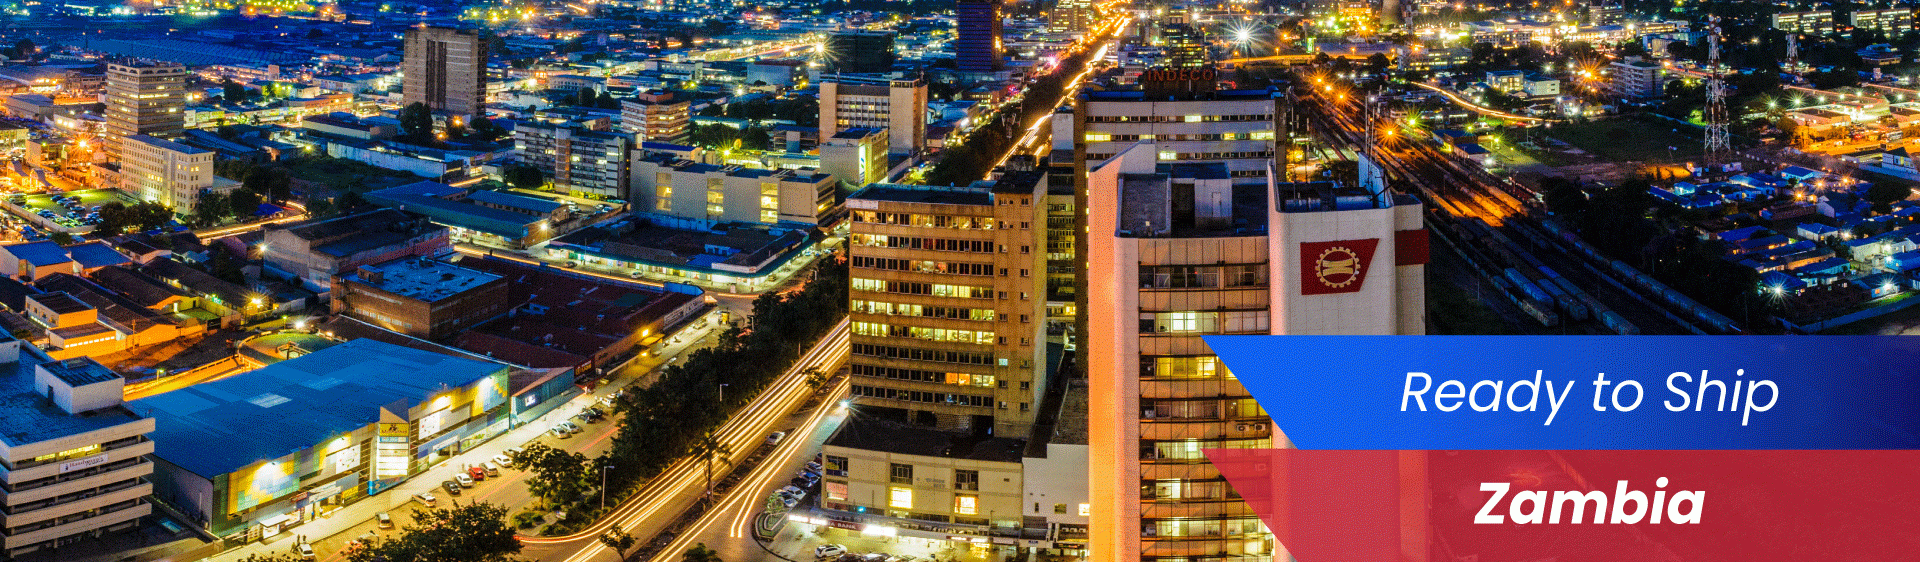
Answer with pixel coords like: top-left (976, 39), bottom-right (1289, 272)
top-left (332, 257), bottom-right (511, 340)
top-left (262, 209), bottom-right (451, 293)
top-left (629, 151), bottom-right (837, 227)
top-left (120, 134), bottom-right (225, 215)
top-left (0, 345), bottom-right (155, 558)
top-left (136, 339), bottom-right (514, 538)
top-left (366, 182), bottom-right (562, 249)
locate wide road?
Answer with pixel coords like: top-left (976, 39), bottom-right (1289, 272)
top-left (516, 320), bottom-right (850, 562)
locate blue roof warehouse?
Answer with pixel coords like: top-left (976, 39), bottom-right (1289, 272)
top-left (131, 338), bottom-right (515, 539)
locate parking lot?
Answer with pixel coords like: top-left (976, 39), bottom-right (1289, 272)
top-left (5, 189), bottom-right (139, 237)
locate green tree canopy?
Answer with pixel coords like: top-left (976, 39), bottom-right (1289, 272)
top-left (345, 503), bottom-right (526, 562)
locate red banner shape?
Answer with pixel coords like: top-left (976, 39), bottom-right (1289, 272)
top-left (1206, 449), bottom-right (1920, 562)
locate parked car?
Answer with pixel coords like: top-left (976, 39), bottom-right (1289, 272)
top-left (551, 426), bottom-right (572, 439)
top-left (454, 473), bottom-right (475, 487)
top-left (859, 553), bottom-right (890, 562)
top-left (560, 421), bottom-right (582, 434)
top-left (467, 466), bottom-right (488, 481)
top-left (780, 485), bottom-right (807, 500)
top-left (506, 446), bottom-right (526, 459)
top-left (766, 431), bottom-right (787, 446)
top-left (413, 492), bottom-right (436, 507)
top-left (815, 544), bottom-right (849, 560)
top-left (442, 480), bottom-right (462, 495)
top-left (790, 477), bottom-right (813, 488)
top-left (376, 512), bottom-right (393, 529)
top-left (805, 461), bottom-right (823, 473)
top-left (297, 542), bottom-right (315, 560)
top-left (492, 453), bottom-right (514, 468)
top-left (482, 461), bottom-right (502, 477)
top-left (774, 493), bottom-right (799, 508)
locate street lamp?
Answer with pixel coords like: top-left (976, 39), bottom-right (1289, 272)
top-left (602, 464), bottom-right (615, 510)
top-left (719, 383), bottom-right (729, 405)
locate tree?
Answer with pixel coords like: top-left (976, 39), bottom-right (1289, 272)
top-left (243, 167), bottom-right (292, 200)
top-left (229, 189), bottom-right (265, 220)
top-left (681, 544), bottom-right (724, 562)
top-left (1540, 176), bottom-right (1589, 217)
top-left (49, 232), bottom-right (72, 245)
top-left (503, 165), bottom-right (546, 190)
top-left (576, 87), bottom-right (597, 108)
top-left (95, 202), bottom-right (173, 235)
top-left (195, 192), bottom-right (230, 227)
top-left (516, 443), bottom-right (593, 507)
top-left (598, 528), bottom-right (637, 560)
top-left (801, 367), bottom-right (828, 393)
top-left (399, 102), bottom-right (435, 144)
top-left (337, 191), bottom-right (371, 211)
top-left (1868, 182), bottom-right (1913, 214)
top-left (595, 90), bottom-right (619, 110)
top-left (689, 430), bottom-right (732, 501)
top-left (344, 503), bottom-right (527, 562)
top-left (740, 127), bottom-right (772, 151)
top-left (239, 553), bottom-right (310, 562)
top-left (223, 80), bottom-right (249, 103)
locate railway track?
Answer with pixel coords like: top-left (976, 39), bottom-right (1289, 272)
top-left (1289, 85), bottom-right (1717, 335)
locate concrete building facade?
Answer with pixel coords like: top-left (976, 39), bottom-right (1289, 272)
top-left (119, 134), bottom-right (216, 214)
top-left (104, 62), bottom-right (188, 161)
top-left (0, 345), bottom-right (155, 558)
top-left (331, 257), bottom-right (511, 340)
top-left (619, 94), bottom-right (691, 144)
top-left (819, 75), bottom-right (928, 155)
top-left (629, 152), bottom-right (837, 226)
top-left (513, 120), bottom-right (632, 199)
top-left (846, 173), bottom-right (1047, 437)
top-left (261, 209), bottom-right (451, 294)
top-left (403, 27), bottom-right (487, 117)
top-left (1083, 144), bottom-right (1426, 562)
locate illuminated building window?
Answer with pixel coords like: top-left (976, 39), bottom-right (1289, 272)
top-left (889, 487), bottom-right (913, 509)
top-left (954, 494), bottom-right (978, 515)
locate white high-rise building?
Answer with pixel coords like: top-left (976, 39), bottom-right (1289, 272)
top-left (120, 134), bottom-right (218, 214)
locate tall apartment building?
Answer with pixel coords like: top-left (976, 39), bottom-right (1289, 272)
top-left (846, 172), bottom-right (1047, 436)
top-left (819, 74), bottom-right (928, 155)
top-left (956, 0), bottom-right (1005, 73)
top-left (0, 343), bottom-right (156, 559)
top-left (825, 30), bottom-right (899, 74)
top-left (512, 120), bottom-right (632, 199)
top-left (120, 134), bottom-right (217, 214)
top-left (629, 151), bottom-right (837, 226)
top-left (1772, 10), bottom-right (1835, 35)
top-left (103, 62), bottom-right (187, 162)
top-left (1070, 80), bottom-right (1280, 349)
top-left (1607, 58), bottom-right (1666, 100)
top-left (1049, 0), bottom-right (1097, 34)
top-left (403, 27), bottom-right (486, 117)
top-left (1852, 8), bottom-right (1913, 34)
top-left (1084, 143), bottom-right (1427, 562)
top-left (619, 91), bottom-right (691, 143)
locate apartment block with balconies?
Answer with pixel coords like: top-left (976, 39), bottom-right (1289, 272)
top-left (0, 344), bottom-right (155, 558)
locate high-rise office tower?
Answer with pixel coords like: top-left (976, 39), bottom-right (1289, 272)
top-left (403, 27), bottom-right (486, 117)
top-left (819, 74), bottom-right (928, 155)
top-left (1069, 74), bottom-right (1279, 359)
top-left (825, 30), bottom-right (899, 74)
top-left (847, 173), bottom-right (1048, 437)
top-left (104, 62), bottom-right (187, 162)
top-left (956, 0), bottom-right (1005, 73)
top-left (1160, 23), bottom-right (1211, 68)
top-left (1084, 142), bottom-right (1428, 562)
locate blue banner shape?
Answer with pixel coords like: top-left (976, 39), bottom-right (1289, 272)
top-left (1205, 335), bottom-right (1920, 450)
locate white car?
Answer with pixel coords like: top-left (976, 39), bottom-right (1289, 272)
top-left (766, 431), bottom-right (786, 446)
top-left (492, 454), bottom-right (514, 468)
top-left (780, 485), bottom-right (807, 500)
top-left (454, 473), bottom-right (474, 487)
top-left (297, 542), bottom-right (315, 560)
top-left (815, 544), bottom-right (848, 561)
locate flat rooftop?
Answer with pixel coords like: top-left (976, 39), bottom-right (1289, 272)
top-left (31, 291), bottom-right (93, 314)
top-left (350, 258), bottom-right (502, 303)
top-left (41, 357), bottom-right (118, 386)
top-left (129, 338), bottom-right (508, 477)
top-left (826, 416), bottom-right (1027, 463)
top-left (0, 339), bottom-right (146, 447)
top-left (850, 183), bottom-right (993, 206)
